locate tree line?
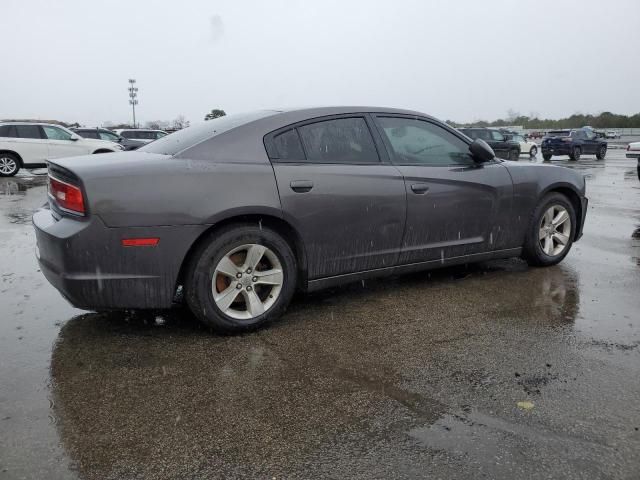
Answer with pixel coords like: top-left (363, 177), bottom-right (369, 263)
top-left (449, 111), bottom-right (640, 129)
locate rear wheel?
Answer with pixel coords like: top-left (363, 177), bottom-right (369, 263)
top-left (595, 145), bottom-right (606, 160)
top-left (543, 153), bottom-right (552, 161)
top-left (530, 146), bottom-right (538, 157)
top-left (569, 146), bottom-right (581, 161)
top-left (523, 193), bottom-right (576, 267)
top-left (185, 224), bottom-right (297, 333)
top-left (0, 153), bottom-right (20, 177)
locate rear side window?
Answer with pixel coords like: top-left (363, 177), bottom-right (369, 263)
top-left (272, 129), bottom-right (305, 160)
top-left (0, 125), bottom-right (17, 137)
top-left (297, 117), bottom-right (379, 164)
top-left (99, 131), bottom-right (119, 141)
top-left (78, 130), bottom-right (99, 139)
top-left (15, 125), bottom-right (42, 139)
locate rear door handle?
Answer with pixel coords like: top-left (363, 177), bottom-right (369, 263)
top-left (410, 183), bottom-right (430, 194)
top-left (290, 180), bottom-right (314, 193)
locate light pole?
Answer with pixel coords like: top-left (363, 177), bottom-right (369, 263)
top-left (128, 79), bottom-right (138, 128)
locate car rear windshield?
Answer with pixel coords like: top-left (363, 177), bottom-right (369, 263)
top-left (139, 111), bottom-right (280, 155)
top-left (547, 131), bottom-right (571, 137)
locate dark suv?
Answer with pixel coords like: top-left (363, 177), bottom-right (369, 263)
top-left (458, 128), bottom-right (521, 161)
top-left (541, 129), bottom-right (607, 161)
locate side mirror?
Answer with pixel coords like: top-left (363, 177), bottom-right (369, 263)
top-left (69, 133), bottom-right (80, 141)
top-left (469, 139), bottom-right (495, 163)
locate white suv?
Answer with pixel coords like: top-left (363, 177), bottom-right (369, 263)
top-left (0, 122), bottom-right (123, 176)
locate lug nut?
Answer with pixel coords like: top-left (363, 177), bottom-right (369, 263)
top-left (236, 283), bottom-right (242, 289)
top-left (236, 273), bottom-right (242, 279)
top-left (252, 276), bottom-right (258, 282)
top-left (246, 286), bottom-right (253, 291)
top-left (246, 268), bottom-right (252, 274)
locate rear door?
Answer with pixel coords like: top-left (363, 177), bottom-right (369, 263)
top-left (266, 115), bottom-right (407, 279)
top-left (489, 130), bottom-right (510, 158)
top-left (10, 125), bottom-right (49, 164)
top-left (43, 125), bottom-right (88, 158)
top-left (372, 115), bottom-right (513, 264)
top-left (582, 129), bottom-right (600, 154)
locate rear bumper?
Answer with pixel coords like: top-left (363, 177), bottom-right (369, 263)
top-left (33, 208), bottom-right (207, 310)
top-left (541, 144), bottom-right (572, 156)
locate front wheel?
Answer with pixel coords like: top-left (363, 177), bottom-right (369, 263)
top-left (523, 193), bottom-right (576, 267)
top-left (185, 224), bottom-right (297, 333)
top-left (0, 153), bottom-right (20, 177)
top-left (543, 153), bottom-right (552, 161)
top-left (569, 146), bottom-right (581, 161)
top-left (530, 146), bottom-right (538, 157)
top-left (596, 145), bottom-right (607, 160)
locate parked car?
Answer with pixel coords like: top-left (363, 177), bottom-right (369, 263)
top-left (33, 107), bottom-right (588, 333)
top-left (113, 129), bottom-right (168, 145)
top-left (72, 128), bottom-right (142, 151)
top-left (626, 142), bottom-right (640, 180)
top-left (458, 128), bottom-right (521, 160)
top-left (605, 130), bottom-right (620, 139)
top-left (508, 133), bottom-right (538, 157)
top-left (0, 122), bottom-right (123, 176)
top-left (541, 129), bottom-right (607, 161)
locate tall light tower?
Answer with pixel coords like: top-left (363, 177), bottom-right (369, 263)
top-left (128, 79), bottom-right (139, 128)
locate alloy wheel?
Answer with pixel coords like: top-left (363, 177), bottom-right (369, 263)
top-left (530, 146), bottom-right (537, 157)
top-left (538, 205), bottom-right (572, 257)
top-left (0, 156), bottom-right (18, 175)
top-left (212, 243), bottom-right (284, 320)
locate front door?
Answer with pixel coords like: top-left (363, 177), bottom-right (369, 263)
top-left (372, 115), bottom-right (513, 264)
top-left (10, 125), bottom-right (49, 164)
top-left (42, 125), bottom-right (87, 159)
top-left (267, 116), bottom-right (407, 279)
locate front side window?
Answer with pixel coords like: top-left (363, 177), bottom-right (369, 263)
top-left (297, 117), bottom-right (379, 164)
top-left (121, 131), bottom-right (134, 139)
top-left (378, 117), bottom-right (472, 166)
top-left (513, 135), bottom-right (524, 143)
top-left (490, 130), bottom-right (505, 141)
top-left (15, 125), bottom-right (42, 139)
top-left (155, 131), bottom-right (167, 139)
top-left (99, 131), bottom-right (120, 141)
top-left (43, 126), bottom-right (73, 141)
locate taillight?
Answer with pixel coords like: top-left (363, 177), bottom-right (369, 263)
top-left (48, 175), bottom-right (85, 215)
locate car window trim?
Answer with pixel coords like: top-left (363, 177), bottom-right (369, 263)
top-left (264, 113), bottom-right (386, 165)
top-left (370, 114), bottom-right (481, 167)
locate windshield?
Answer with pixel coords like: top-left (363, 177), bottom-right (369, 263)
top-left (138, 111), bottom-right (280, 155)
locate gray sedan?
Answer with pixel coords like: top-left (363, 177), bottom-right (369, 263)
top-left (33, 107), bottom-right (587, 333)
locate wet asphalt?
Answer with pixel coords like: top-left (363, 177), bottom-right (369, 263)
top-left (0, 150), bottom-right (639, 479)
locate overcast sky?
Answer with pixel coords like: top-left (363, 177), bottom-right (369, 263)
top-left (2, 0), bottom-right (639, 126)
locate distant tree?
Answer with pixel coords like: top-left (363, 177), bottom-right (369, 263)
top-left (205, 109), bottom-right (226, 121)
top-left (172, 115), bottom-right (189, 129)
top-left (450, 111), bottom-right (640, 129)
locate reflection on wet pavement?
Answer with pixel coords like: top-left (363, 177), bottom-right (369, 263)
top-left (1, 154), bottom-right (640, 479)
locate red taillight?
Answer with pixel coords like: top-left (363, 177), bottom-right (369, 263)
top-left (121, 238), bottom-right (160, 247)
top-left (48, 175), bottom-right (85, 215)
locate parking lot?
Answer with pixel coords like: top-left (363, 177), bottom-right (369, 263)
top-left (1, 150), bottom-right (639, 479)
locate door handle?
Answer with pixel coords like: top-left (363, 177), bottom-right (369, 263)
top-left (290, 180), bottom-right (314, 193)
top-left (410, 183), bottom-right (430, 194)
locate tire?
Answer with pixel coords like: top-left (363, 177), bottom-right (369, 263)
top-left (185, 223), bottom-right (297, 333)
top-left (530, 146), bottom-right (538, 157)
top-left (595, 145), bottom-right (606, 160)
top-left (509, 149), bottom-right (519, 161)
top-left (543, 153), bottom-right (552, 161)
top-left (568, 146), bottom-right (581, 161)
top-left (92, 149), bottom-right (113, 154)
top-left (0, 153), bottom-right (20, 177)
top-left (522, 192), bottom-right (576, 267)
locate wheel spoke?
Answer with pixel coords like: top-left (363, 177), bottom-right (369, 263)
top-left (538, 228), bottom-right (547, 240)
top-left (214, 285), bottom-right (241, 312)
top-left (553, 232), bottom-right (569, 245)
top-left (543, 208), bottom-right (554, 227)
top-left (244, 244), bottom-right (266, 270)
top-left (216, 256), bottom-right (241, 278)
top-left (243, 289), bottom-right (264, 316)
top-left (254, 268), bottom-right (283, 286)
top-left (544, 236), bottom-right (553, 255)
top-left (552, 210), bottom-right (569, 227)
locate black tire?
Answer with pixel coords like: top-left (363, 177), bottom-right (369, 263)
top-left (522, 192), bottom-right (576, 267)
top-left (185, 223), bottom-right (297, 333)
top-left (568, 146), bottom-right (580, 161)
top-left (530, 146), bottom-right (538, 157)
top-left (543, 153), bottom-right (552, 161)
top-left (509, 149), bottom-right (519, 161)
top-left (595, 145), bottom-right (606, 160)
top-left (0, 152), bottom-right (21, 177)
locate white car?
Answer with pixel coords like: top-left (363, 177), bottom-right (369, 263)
top-left (510, 133), bottom-right (539, 157)
top-left (0, 122), bottom-right (123, 176)
top-left (113, 128), bottom-right (168, 144)
top-left (626, 142), bottom-right (640, 180)
top-left (605, 130), bottom-right (620, 139)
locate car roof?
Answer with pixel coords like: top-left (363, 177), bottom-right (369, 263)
top-left (0, 122), bottom-right (67, 128)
